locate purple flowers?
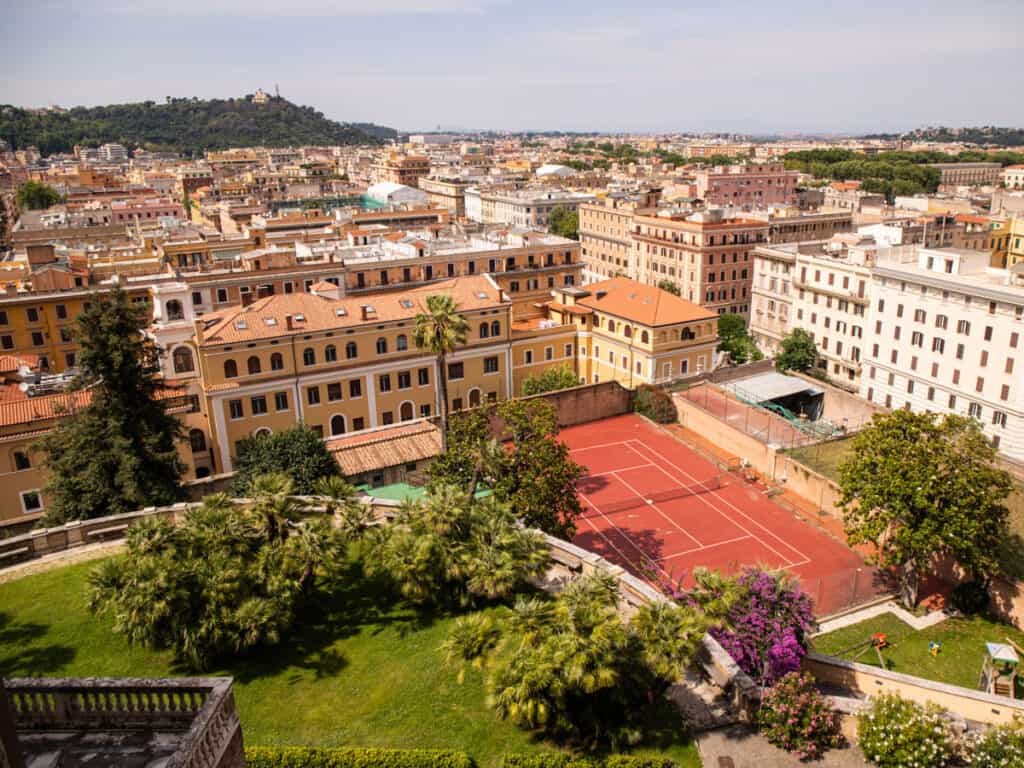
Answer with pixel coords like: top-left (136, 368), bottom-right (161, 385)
top-left (709, 569), bottom-right (816, 685)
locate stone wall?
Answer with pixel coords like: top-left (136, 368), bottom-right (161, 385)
top-left (519, 380), bottom-right (632, 428)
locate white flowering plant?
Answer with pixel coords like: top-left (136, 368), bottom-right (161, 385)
top-left (857, 693), bottom-right (952, 768)
top-left (963, 719), bottom-right (1024, 768)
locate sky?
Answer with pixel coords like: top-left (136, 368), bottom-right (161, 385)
top-left (2, 0), bottom-right (1022, 134)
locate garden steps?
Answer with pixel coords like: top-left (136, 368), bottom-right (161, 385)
top-left (668, 669), bottom-right (739, 731)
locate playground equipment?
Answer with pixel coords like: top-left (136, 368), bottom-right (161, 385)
top-left (979, 642), bottom-right (1020, 698)
top-left (833, 632), bottom-right (889, 667)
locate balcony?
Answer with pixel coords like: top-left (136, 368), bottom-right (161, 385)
top-left (3, 677), bottom-right (244, 768)
top-left (792, 279), bottom-right (869, 305)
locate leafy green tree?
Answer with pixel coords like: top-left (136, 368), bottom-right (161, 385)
top-left (473, 573), bottom-right (707, 749)
top-left (521, 364), bottom-right (579, 396)
top-left (657, 279), bottom-right (681, 296)
top-left (16, 181), bottom-right (63, 210)
top-left (232, 424), bottom-right (339, 496)
top-left (717, 313), bottom-right (763, 365)
top-left (775, 328), bottom-right (818, 373)
top-left (838, 410), bottom-right (1013, 608)
top-left (425, 407), bottom-right (491, 492)
top-left (413, 294), bottom-right (468, 450)
top-left (88, 480), bottom-right (342, 669)
top-left (35, 287), bottom-right (183, 524)
top-left (367, 484), bottom-right (549, 607)
top-left (548, 207), bottom-right (579, 240)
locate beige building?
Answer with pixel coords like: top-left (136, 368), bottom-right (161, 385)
top-left (418, 176), bottom-right (470, 218)
top-left (578, 190), bottom-right (660, 282)
top-left (371, 153), bottom-right (431, 187)
top-left (929, 162), bottom-right (1002, 187)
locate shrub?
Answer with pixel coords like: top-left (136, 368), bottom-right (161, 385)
top-left (951, 580), bottom-right (990, 616)
top-left (756, 672), bottom-right (843, 759)
top-left (858, 694), bottom-right (952, 768)
top-left (501, 755), bottom-right (675, 768)
top-left (245, 747), bottom-right (474, 768)
top-left (633, 385), bottom-right (676, 424)
top-left (708, 568), bottom-right (816, 685)
top-left (232, 424), bottom-right (340, 496)
top-left (963, 720), bottom-right (1024, 767)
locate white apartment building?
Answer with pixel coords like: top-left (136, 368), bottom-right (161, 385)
top-left (750, 235), bottom-right (874, 389)
top-left (464, 188), bottom-right (597, 228)
top-left (861, 247), bottom-right (1024, 460)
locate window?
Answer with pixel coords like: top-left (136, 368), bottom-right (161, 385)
top-left (400, 402), bottom-right (414, 422)
top-left (484, 356), bottom-right (499, 374)
top-left (398, 371), bottom-right (411, 389)
top-left (397, 334), bottom-right (408, 351)
top-left (935, 314), bottom-right (948, 330)
top-left (984, 326), bottom-right (993, 342)
top-left (382, 411), bottom-right (394, 426)
top-left (544, 347), bottom-right (553, 361)
top-left (275, 391), bottom-right (289, 411)
top-left (26, 308), bottom-right (39, 323)
top-left (307, 386), bottom-right (321, 405)
top-left (271, 352), bottom-right (284, 370)
top-left (524, 349), bottom-right (533, 364)
top-left (64, 352), bottom-right (76, 368)
top-left (350, 379), bottom-right (362, 398)
top-left (565, 343), bottom-right (573, 357)
top-left (420, 404), bottom-right (431, 418)
top-left (346, 341), bottom-right (358, 359)
top-left (993, 410), bottom-right (1008, 428)
top-left (379, 374), bottom-right (392, 392)
top-left (957, 319), bottom-right (971, 334)
top-left (0, 311), bottom-right (7, 325)
top-left (13, 451), bottom-right (30, 471)
top-left (224, 359), bottom-right (238, 378)
top-left (330, 415), bottom-right (346, 436)
top-left (976, 377), bottom-right (985, 393)
top-left (452, 398), bottom-right (463, 411)
top-left (932, 338), bottom-right (945, 354)
top-left (376, 337), bottom-right (388, 354)
top-left (192, 291), bottom-right (203, 306)
top-left (491, 320), bottom-right (500, 337)
top-left (325, 344), bottom-right (337, 362)
top-left (172, 347), bottom-right (194, 373)
top-left (55, 304), bottom-right (68, 320)
top-left (303, 348), bottom-right (316, 366)
top-left (327, 382), bottom-right (343, 401)
top-left (448, 362), bottom-right (464, 380)
top-left (20, 490), bottom-right (42, 513)
top-left (31, 332), bottom-right (44, 347)
top-left (229, 399), bottom-right (244, 419)
top-left (479, 322), bottom-right (489, 339)
top-left (247, 356), bottom-right (261, 375)
top-left (968, 402), bottom-right (983, 419)
top-left (2, 334), bottom-right (15, 350)
top-left (251, 395), bottom-right (268, 415)
top-left (217, 288), bottom-right (228, 303)
top-left (418, 368), bottom-right (429, 386)
top-left (948, 394), bottom-right (957, 409)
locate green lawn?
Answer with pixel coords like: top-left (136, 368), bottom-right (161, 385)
top-left (0, 560), bottom-right (700, 768)
top-left (784, 436), bottom-right (854, 482)
top-left (813, 611), bottom-right (1024, 694)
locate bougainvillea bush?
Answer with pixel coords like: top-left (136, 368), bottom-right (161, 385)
top-left (756, 672), bottom-right (843, 759)
top-left (708, 568), bottom-right (816, 684)
top-left (963, 720), bottom-right (1024, 767)
top-left (858, 694), bottom-right (952, 768)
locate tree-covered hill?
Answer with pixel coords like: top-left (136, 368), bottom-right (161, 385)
top-left (0, 96), bottom-right (397, 156)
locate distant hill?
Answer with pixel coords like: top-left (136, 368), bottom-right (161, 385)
top-left (864, 126), bottom-right (1024, 147)
top-left (0, 96), bottom-right (397, 156)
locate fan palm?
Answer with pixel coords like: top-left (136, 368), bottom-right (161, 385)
top-left (412, 294), bottom-right (468, 451)
top-left (250, 472), bottom-right (307, 543)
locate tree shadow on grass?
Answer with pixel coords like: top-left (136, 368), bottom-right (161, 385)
top-left (0, 612), bottom-right (77, 677)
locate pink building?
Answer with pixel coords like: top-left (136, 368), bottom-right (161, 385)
top-left (110, 197), bottom-right (184, 223)
top-left (695, 163), bottom-right (800, 209)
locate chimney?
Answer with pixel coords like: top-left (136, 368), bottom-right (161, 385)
top-left (285, 314), bottom-right (294, 330)
top-left (241, 292), bottom-right (255, 308)
top-left (361, 305), bottom-right (376, 320)
top-left (192, 318), bottom-right (204, 345)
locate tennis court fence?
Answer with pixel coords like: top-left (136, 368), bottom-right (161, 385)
top-left (581, 473), bottom-right (725, 517)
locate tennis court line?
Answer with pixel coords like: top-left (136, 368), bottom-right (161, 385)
top-left (656, 534), bottom-right (755, 561)
top-left (579, 462), bottom-right (662, 479)
top-left (570, 440), bottom-right (637, 454)
top-left (624, 440), bottom-right (811, 569)
top-left (575, 489), bottom-right (670, 578)
top-left (609, 470), bottom-right (704, 550)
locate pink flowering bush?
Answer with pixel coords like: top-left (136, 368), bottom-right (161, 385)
top-left (708, 568), bottom-right (816, 684)
top-left (757, 672), bottom-right (843, 759)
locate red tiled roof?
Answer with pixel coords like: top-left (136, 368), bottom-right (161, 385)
top-left (0, 391), bottom-right (91, 428)
top-left (325, 420), bottom-right (442, 476)
top-left (576, 278), bottom-right (717, 327)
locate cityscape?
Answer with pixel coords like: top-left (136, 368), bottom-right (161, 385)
top-left (2, 2), bottom-right (1024, 767)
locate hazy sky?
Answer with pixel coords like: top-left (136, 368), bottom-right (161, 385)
top-left (3, 0), bottom-right (1022, 134)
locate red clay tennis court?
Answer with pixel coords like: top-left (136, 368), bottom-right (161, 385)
top-left (562, 414), bottom-right (886, 616)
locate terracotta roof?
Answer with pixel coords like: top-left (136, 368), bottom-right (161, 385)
top-left (0, 390), bottom-right (91, 428)
top-left (831, 181), bottom-right (862, 191)
top-left (310, 280), bottom-right (337, 291)
top-left (0, 354), bottom-right (41, 373)
top-left (198, 275), bottom-right (505, 346)
top-left (325, 420), bottom-right (442, 476)
top-left (576, 278), bottom-right (717, 327)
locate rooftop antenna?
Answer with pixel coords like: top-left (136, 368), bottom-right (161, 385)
top-left (275, 84), bottom-right (280, 98)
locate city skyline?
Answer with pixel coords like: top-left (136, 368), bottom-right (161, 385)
top-left (4, 0), bottom-right (1023, 134)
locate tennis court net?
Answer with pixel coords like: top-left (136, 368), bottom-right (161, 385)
top-left (581, 474), bottom-right (724, 517)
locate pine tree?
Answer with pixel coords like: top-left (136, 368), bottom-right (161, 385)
top-left (35, 286), bottom-right (184, 524)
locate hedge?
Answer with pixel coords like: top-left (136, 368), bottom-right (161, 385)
top-left (245, 747), bottom-right (475, 768)
top-left (501, 755), bottom-right (676, 768)
top-left (632, 385), bottom-right (677, 424)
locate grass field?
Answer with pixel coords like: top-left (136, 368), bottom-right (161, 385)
top-left (784, 437), bottom-right (854, 482)
top-left (813, 611), bottom-right (1024, 695)
top-left (0, 559), bottom-right (700, 768)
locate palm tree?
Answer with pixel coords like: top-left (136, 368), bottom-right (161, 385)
top-left (312, 475), bottom-right (373, 539)
top-left (412, 294), bottom-right (468, 451)
top-left (250, 472), bottom-right (307, 543)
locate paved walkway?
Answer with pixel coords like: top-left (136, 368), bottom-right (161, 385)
top-left (0, 540), bottom-right (123, 584)
top-left (815, 600), bottom-right (955, 636)
top-left (698, 725), bottom-right (868, 768)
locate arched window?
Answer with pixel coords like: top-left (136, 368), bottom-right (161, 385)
top-left (346, 342), bottom-right (358, 359)
top-left (270, 352), bottom-right (284, 370)
top-left (247, 355), bottom-right (261, 375)
top-left (624, 325), bottom-right (633, 339)
top-left (330, 414), bottom-right (346, 436)
top-left (189, 429), bottom-right (206, 453)
top-left (13, 451), bottom-right (30, 471)
top-left (195, 466), bottom-right (211, 479)
top-left (172, 346), bottom-right (194, 373)
top-left (469, 389), bottom-right (481, 408)
top-left (303, 348), bottom-right (316, 366)
top-left (490, 320), bottom-right (500, 337)
top-left (641, 330), bottom-right (649, 343)
top-left (400, 402), bottom-right (414, 422)
top-left (376, 337), bottom-right (388, 354)
top-left (479, 322), bottom-right (489, 338)
top-left (224, 359), bottom-right (238, 379)
top-left (253, 427), bottom-right (272, 439)
top-left (682, 327), bottom-right (695, 340)
top-left (607, 320), bottom-right (616, 333)
top-left (165, 299), bottom-right (184, 321)
top-left (397, 334), bottom-right (408, 351)
top-left (325, 344), bottom-right (337, 362)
